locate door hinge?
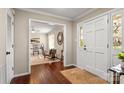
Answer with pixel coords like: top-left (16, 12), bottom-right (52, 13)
top-left (12, 22), bottom-right (14, 25)
top-left (12, 44), bottom-right (14, 48)
top-left (107, 19), bottom-right (109, 23)
top-left (107, 44), bottom-right (109, 48)
top-left (12, 67), bottom-right (14, 71)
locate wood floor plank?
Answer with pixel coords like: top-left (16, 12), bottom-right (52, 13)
top-left (10, 62), bottom-right (75, 84)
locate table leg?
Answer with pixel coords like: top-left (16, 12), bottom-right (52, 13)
top-left (117, 73), bottom-right (120, 84)
top-left (113, 72), bottom-right (116, 84)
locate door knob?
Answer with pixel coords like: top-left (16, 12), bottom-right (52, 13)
top-left (84, 45), bottom-right (86, 50)
top-left (6, 51), bottom-right (11, 55)
top-left (84, 47), bottom-right (87, 50)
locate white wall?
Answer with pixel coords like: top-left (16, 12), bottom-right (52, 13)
top-left (0, 8), bottom-right (6, 83)
top-left (14, 9), bottom-right (73, 75)
top-left (48, 27), bottom-right (64, 59)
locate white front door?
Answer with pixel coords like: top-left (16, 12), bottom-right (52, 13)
top-left (6, 9), bottom-right (14, 83)
top-left (77, 15), bottom-right (108, 80)
top-left (94, 15), bottom-right (108, 79)
top-left (83, 20), bottom-right (95, 74)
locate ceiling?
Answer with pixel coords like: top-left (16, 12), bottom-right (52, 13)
top-left (31, 21), bottom-right (63, 34)
top-left (20, 8), bottom-right (97, 20)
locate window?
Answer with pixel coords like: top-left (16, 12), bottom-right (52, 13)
top-left (48, 34), bottom-right (55, 49)
top-left (79, 27), bottom-right (84, 47)
top-left (112, 13), bottom-right (122, 49)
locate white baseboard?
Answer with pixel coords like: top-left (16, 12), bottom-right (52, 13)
top-left (14, 72), bottom-right (30, 78)
top-left (64, 64), bottom-right (76, 67)
top-left (64, 64), bottom-right (85, 70)
top-left (75, 64), bottom-right (85, 70)
top-left (0, 64), bottom-right (6, 84)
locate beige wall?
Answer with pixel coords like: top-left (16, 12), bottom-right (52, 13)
top-left (72, 8), bottom-right (112, 64)
top-left (48, 27), bottom-right (64, 58)
top-left (0, 8), bottom-right (6, 83)
top-left (14, 9), bottom-right (73, 75)
top-left (0, 8), bottom-right (6, 66)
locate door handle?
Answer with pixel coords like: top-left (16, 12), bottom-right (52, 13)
top-left (84, 45), bottom-right (86, 50)
top-left (84, 48), bottom-right (86, 50)
top-left (6, 51), bottom-right (11, 55)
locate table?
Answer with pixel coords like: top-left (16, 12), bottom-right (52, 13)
top-left (108, 64), bottom-right (124, 84)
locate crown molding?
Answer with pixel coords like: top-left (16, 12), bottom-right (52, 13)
top-left (16, 8), bottom-right (73, 21)
top-left (16, 8), bottom-right (97, 21)
top-left (73, 8), bottom-right (97, 20)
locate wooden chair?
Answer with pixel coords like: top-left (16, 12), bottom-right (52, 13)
top-left (49, 49), bottom-right (56, 60)
top-left (33, 44), bottom-right (39, 55)
top-left (41, 44), bottom-right (49, 59)
top-left (61, 50), bottom-right (64, 61)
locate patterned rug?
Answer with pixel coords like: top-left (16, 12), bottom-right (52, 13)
top-left (31, 54), bottom-right (60, 66)
top-left (61, 68), bottom-right (107, 84)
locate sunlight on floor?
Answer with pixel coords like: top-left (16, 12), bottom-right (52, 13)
top-left (31, 54), bottom-right (60, 65)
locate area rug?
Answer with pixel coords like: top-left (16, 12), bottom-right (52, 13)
top-left (60, 68), bottom-right (107, 84)
top-left (31, 55), bottom-right (60, 66)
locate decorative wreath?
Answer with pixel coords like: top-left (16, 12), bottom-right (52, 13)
top-left (57, 32), bottom-right (63, 45)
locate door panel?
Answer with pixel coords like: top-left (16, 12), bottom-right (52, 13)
top-left (77, 15), bottom-right (108, 80)
top-left (6, 9), bottom-right (14, 83)
top-left (82, 21), bottom-right (95, 73)
top-left (95, 15), bottom-right (108, 79)
top-left (85, 52), bottom-right (95, 67)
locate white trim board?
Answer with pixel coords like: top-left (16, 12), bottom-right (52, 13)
top-left (16, 8), bottom-right (97, 21)
top-left (73, 8), bottom-right (97, 20)
top-left (64, 64), bottom-right (76, 67)
top-left (16, 8), bottom-right (72, 21)
top-left (14, 72), bottom-right (30, 78)
top-left (0, 64), bottom-right (6, 84)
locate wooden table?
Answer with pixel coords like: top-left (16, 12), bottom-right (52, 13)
top-left (108, 64), bottom-right (124, 84)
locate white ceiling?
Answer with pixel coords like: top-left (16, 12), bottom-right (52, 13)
top-left (20, 8), bottom-right (97, 20)
top-left (31, 21), bottom-right (63, 34)
top-left (31, 8), bottom-right (94, 19)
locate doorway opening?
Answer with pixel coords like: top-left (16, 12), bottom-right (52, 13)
top-left (29, 19), bottom-right (66, 73)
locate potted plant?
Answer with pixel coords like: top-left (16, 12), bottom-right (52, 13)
top-left (118, 52), bottom-right (124, 69)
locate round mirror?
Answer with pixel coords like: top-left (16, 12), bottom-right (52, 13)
top-left (57, 32), bottom-right (63, 45)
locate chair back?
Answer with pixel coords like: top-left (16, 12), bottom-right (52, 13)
top-left (41, 44), bottom-right (45, 56)
top-left (33, 44), bottom-right (39, 52)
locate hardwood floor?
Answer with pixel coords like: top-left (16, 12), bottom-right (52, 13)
top-left (11, 62), bottom-right (75, 84)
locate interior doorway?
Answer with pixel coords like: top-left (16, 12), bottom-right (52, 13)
top-left (6, 9), bottom-right (14, 83)
top-left (28, 19), bottom-right (66, 73)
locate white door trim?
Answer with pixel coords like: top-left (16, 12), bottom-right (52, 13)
top-left (28, 18), bottom-right (67, 73)
top-left (5, 8), bottom-right (14, 83)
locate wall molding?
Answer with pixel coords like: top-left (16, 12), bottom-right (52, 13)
top-left (0, 64), bottom-right (6, 84)
top-left (64, 64), bottom-right (76, 67)
top-left (14, 72), bottom-right (30, 78)
top-left (16, 8), bottom-right (97, 21)
top-left (73, 8), bottom-right (97, 20)
top-left (16, 8), bottom-right (72, 21)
